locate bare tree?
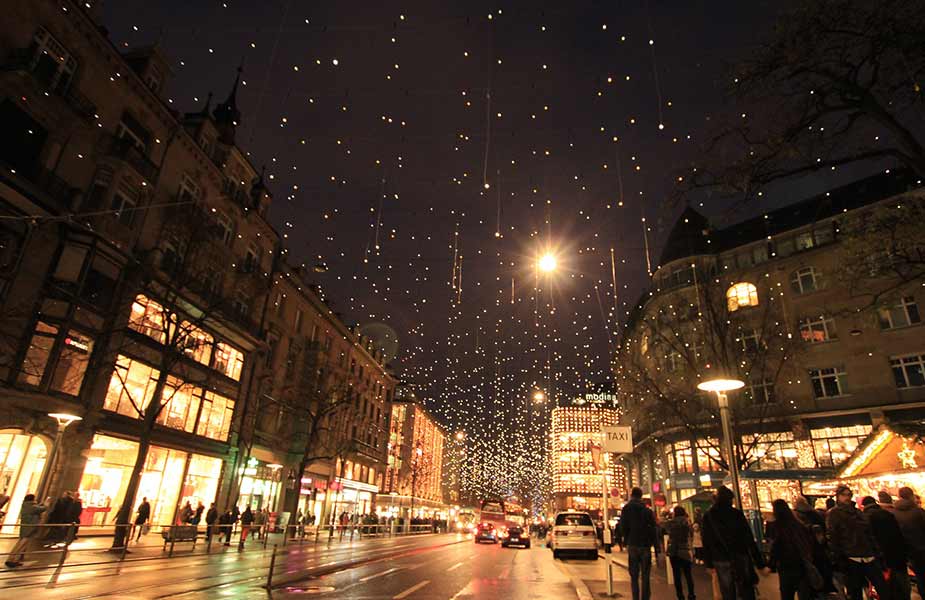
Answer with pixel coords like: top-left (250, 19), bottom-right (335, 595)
top-left (836, 193), bottom-right (925, 308)
top-left (616, 273), bottom-right (803, 472)
top-left (681, 0), bottom-right (925, 202)
top-left (103, 199), bottom-right (265, 550)
top-left (271, 339), bottom-right (359, 533)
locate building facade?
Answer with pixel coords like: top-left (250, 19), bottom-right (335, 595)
top-left (550, 404), bottom-right (626, 512)
top-left (616, 171), bottom-right (925, 511)
top-left (379, 389), bottom-right (447, 520)
top-left (0, 0), bottom-right (395, 532)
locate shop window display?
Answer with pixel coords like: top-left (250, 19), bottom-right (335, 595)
top-left (0, 432), bottom-right (48, 528)
top-left (811, 425), bottom-right (872, 468)
top-left (214, 342), bottom-right (244, 381)
top-left (79, 434), bottom-right (222, 527)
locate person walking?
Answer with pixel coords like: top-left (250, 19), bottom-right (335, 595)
top-left (254, 508), bottom-right (267, 540)
top-left (826, 484), bottom-right (889, 600)
top-left (861, 495), bottom-right (909, 600)
top-left (621, 487), bottom-right (660, 600)
top-left (793, 496), bottom-right (825, 530)
top-left (768, 499), bottom-right (817, 600)
top-left (878, 490), bottom-right (897, 513)
top-left (666, 506), bottom-right (696, 600)
top-left (219, 508), bottom-right (234, 546)
top-left (5, 494), bottom-right (47, 568)
top-left (205, 503), bottom-right (218, 543)
top-left (65, 491), bottom-right (82, 542)
top-left (702, 486), bottom-right (766, 600)
top-left (134, 497), bottom-right (151, 541)
top-left (893, 485), bottom-right (925, 599)
top-left (240, 506), bottom-right (254, 545)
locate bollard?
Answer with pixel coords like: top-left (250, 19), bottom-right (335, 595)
top-left (169, 527), bottom-right (176, 558)
top-left (263, 527), bottom-right (269, 548)
top-left (264, 544), bottom-right (278, 590)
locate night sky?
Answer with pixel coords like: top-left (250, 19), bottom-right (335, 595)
top-left (102, 0), bottom-right (797, 499)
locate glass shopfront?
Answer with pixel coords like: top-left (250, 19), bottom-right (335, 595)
top-left (78, 434), bottom-right (222, 526)
top-left (238, 457), bottom-right (282, 512)
top-left (0, 432), bottom-right (49, 528)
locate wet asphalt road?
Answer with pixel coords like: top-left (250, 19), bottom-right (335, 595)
top-left (0, 533), bottom-right (583, 600)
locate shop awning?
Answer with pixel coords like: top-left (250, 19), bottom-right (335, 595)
top-left (739, 468), bottom-right (834, 481)
top-left (838, 425), bottom-right (925, 479)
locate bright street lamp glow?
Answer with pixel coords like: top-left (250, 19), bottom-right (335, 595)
top-left (697, 378), bottom-right (745, 393)
top-left (533, 390), bottom-right (545, 402)
top-left (538, 254), bottom-right (557, 272)
top-left (48, 413), bottom-right (82, 427)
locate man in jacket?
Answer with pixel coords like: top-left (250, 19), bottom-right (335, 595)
top-left (204, 503), bottom-right (218, 543)
top-left (826, 485), bottom-right (889, 600)
top-left (5, 494), bottom-right (47, 568)
top-left (621, 487), bottom-right (659, 600)
top-left (134, 497), bottom-right (151, 541)
top-left (893, 486), bottom-right (925, 599)
top-left (702, 486), bottom-right (765, 600)
top-left (862, 496), bottom-right (909, 599)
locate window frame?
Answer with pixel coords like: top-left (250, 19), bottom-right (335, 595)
top-left (790, 266), bottom-right (819, 294)
top-left (726, 282), bottom-right (759, 312)
top-left (809, 366), bottom-right (848, 399)
top-left (799, 315), bottom-right (838, 343)
top-left (879, 296), bottom-right (921, 330)
top-left (891, 353), bottom-right (925, 389)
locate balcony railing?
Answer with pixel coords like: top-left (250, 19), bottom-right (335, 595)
top-left (99, 133), bottom-right (159, 183)
top-left (1, 48), bottom-right (96, 120)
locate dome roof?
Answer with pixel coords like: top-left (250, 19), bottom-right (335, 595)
top-left (658, 205), bottom-right (711, 266)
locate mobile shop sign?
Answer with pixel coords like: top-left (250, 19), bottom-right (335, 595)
top-left (601, 426), bottom-right (633, 454)
top-left (573, 392), bottom-right (618, 406)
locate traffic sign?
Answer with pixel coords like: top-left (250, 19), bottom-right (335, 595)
top-left (601, 426), bottom-right (633, 453)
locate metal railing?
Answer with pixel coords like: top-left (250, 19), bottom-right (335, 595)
top-left (0, 520), bottom-right (446, 586)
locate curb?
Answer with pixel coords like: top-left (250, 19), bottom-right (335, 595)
top-left (553, 558), bottom-right (595, 600)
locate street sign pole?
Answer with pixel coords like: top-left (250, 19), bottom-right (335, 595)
top-left (600, 425), bottom-right (632, 597)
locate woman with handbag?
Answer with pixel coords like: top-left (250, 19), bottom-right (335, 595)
top-left (768, 499), bottom-right (822, 600)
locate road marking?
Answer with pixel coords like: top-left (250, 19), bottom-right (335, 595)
top-left (447, 561), bottom-right (465, 572)
top-left (360, 567), bottom-right (401, 582)
top-left (393, 579), bottom-right (431, 599)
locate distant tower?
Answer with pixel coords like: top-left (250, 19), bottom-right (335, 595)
top-left (212, 66), bottom-right (242, 145)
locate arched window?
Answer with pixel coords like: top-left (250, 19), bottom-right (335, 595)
top-left (726, 282), bottom-right (759, 312)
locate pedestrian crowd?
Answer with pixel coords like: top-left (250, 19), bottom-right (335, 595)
top-left (614, 483), bottom-right (925, 600)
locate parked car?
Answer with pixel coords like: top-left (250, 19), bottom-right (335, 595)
top-left (501, 526), bottom-right (530, 548)
top-left (549, 511), bottom-right (598, 559)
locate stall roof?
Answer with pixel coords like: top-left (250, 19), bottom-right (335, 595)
top-left (838, 426), bottom-right (925, 478)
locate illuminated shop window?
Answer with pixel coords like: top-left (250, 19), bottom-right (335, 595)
top-left (726, 282), bottom-right (759, 312)
top-left (214, 342), bottom-right (244, 381)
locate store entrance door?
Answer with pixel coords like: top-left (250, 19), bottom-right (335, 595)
top-left (0, 431), bottom-right (50, 529)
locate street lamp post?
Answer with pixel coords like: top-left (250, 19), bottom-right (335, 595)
top-left (696, 378), bottom-right (745, 508)
top-left (38, 413), bottom-right (83, 500)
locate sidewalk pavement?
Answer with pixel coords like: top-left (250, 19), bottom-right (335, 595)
top-left (559, 546), bottom-right (779, 599)
top-left (0, 526), bottom-right (424, 570)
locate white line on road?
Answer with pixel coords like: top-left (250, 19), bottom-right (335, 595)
top-left (360, 567), bottom-right (402, 582)
top-left (446, 561), bottom-right (465, 572)
top-left (393, 579), bottom-right (431, 599)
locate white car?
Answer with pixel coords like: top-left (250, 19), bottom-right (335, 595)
top-left (549, 511), bottom-right (598, 559)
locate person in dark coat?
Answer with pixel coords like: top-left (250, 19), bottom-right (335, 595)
top-left (5, 494), bottom-right (47, 567)
top-left (878, 490), bottom-right (896, 513)
top-left (702, 486), bottom-right (765, 600)
top-left (862, 495), bottom-right (909, 599)
top-left (792, 496), bottom-right (825, 530)
top-left (46, 492), bottom-right (73, 543)
top-left (666, 506), bottom-right (695, 600)
top-left (768, 499), bottom-right (816, 600)
top-left (218, 509), bottom-right (234, 546)
top-left (204, 503), bottom-right (218, 543)
top-left (826, 484), bottom-right (888, 600)
top-left (178, 501), bottom-right (194, 525)
top-left (134, 497), bottom-right (151, 541)
top-left (893, 486), bottom-right (925, 599)
top-left (621, 487), bottom-right (659, 600)
top-left (192, 502), bottom-right (204, 525)
top-left (240, 506), bottom-right (254, 544)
